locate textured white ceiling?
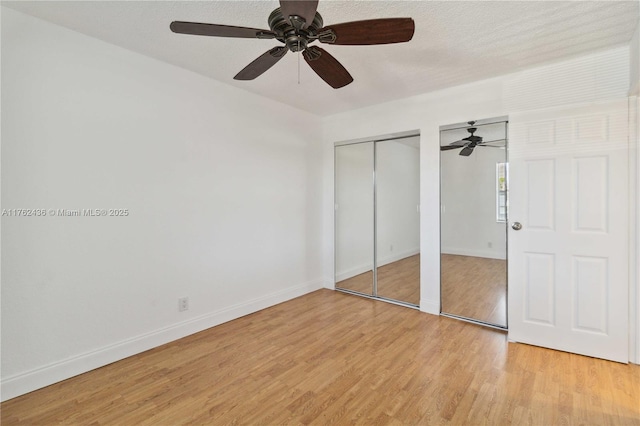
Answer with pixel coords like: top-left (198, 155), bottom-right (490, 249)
top-left (4, 1), bottom-right (639, 116)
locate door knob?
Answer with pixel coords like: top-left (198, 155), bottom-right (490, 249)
top-left (511, 222), bottom-right (523, 231)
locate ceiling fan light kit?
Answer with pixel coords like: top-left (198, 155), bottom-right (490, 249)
top-left (170, 0), bottom-right (415, 89)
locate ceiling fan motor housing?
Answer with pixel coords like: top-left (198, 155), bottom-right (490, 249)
top-left (268, 7), bottom-right (324, 52)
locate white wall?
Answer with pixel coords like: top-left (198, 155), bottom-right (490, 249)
top-left (440, 143), bottom-right (507, 259)
top-left (321, 46), bottom-right (631, 316)
top-left (376, 137), bottom-right (420, 265)
top-left (1, 7), bottom-right (324, 400)
top-left (630, 21), bottom-right (639, 96)
top-left (334, 143), bottom-right (374, 281)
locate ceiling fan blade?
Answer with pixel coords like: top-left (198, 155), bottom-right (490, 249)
top-left (318, 18), bottom-right (415, 45)
top-left (280, 0), bottom-right (318, 29)
top-left (477, 138), bottom-right (506, 146)
top-left (234, 47), bottom-right (287, 80)
top-left (170, 21), bottom-right (276, 39)
top-left (459, 146), bottom-right (475, 156)
top-left (303, 46), bottom-right (353, 89)
top-left (439, 139), bottom-right (467, 150)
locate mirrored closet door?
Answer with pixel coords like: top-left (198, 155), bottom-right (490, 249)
top-left (335, 142), bottom-right (374, 296)
top-left (376, 137), bottom-right (420, 305)
top-left (440, 118), bottom-right (508, 328)
top-left (335, 134), bottom-right (420, 307)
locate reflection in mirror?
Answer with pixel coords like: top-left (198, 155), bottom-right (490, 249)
top-left (440, 119), bottom-right (508, 328)
top-left (376, 137), bottom-right (420, 306)
top-left (335, 143), bottom-right (374, 295)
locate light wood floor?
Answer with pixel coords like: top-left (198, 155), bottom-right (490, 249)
top-left (336, 255), bottom-right (420, 305)
top-left (441, 254), bottom-right (507, 327)
top-left (3, 290), bottom-right (638, 425)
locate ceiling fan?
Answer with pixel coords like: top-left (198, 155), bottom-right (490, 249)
top-left (440, 121), bottom-right (505, 156)
top-left (170, 0), bottom-right (415, 89)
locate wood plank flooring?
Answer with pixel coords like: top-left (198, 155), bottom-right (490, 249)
top-left (2, 289), bottom-right (638, 425)
top-left (441, 254), bottom-right (507, 327)
top-left (336, 255), bottom-right (420, 305)
top-left (377, 255), bottom-right (420, 306)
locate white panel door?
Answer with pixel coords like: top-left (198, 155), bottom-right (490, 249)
top-left (508, 100), bottom-right (629, 362)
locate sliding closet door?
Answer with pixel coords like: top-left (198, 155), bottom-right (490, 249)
top-left (440, 119), bottom-right (508, 328)
top-left (376, 137), bottom-right (420, 305)
top-left (335, 143), bottom-right (374, 295)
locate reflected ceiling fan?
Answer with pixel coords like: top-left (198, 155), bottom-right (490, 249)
top-left (440, 121), bottom-right (505, 156)
top-left (170, 0), bottom-right (415, 89)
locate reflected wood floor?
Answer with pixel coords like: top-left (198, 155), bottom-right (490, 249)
top-left (3, 290), bottom-right (639, 425)
top-left (441, 254), bottom-right (507, 326)
top-left (336, 255), bottom-right (420, 305)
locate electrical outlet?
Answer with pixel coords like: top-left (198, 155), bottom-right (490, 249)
top-left (488, 242), bottom-right (493, 248)
top-left (390, 244), bottom-right (394, 251)
top-left (178, 297), bottom-right (189, 312)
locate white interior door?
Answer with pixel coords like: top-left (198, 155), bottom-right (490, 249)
top-left (508, 100), bottom-right (629, 363)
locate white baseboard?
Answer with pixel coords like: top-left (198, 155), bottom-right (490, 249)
top-left (378, 249), bottom-right (420, 268)
top-left (335, 263), bottom-right (372, 282)
top-left (335, 248), bottom-right (420, 282)
top-left (441, 247), bottom-right (506, 260)
top-left (420, 298), bottom-right (440, 315)
top-left (0, 279), bottom-right (323, 402)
